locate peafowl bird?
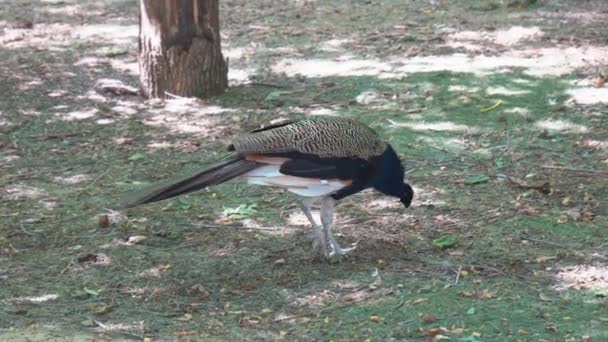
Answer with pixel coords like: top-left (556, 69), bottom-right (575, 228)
top-left (122, 116), bottom-right (413, 259)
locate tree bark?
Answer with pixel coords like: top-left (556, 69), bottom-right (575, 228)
top-left (139, 0), bottom-right (228, 99)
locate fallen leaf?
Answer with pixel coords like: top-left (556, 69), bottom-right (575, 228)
top-left (412, 297), bottom-right (429, 305)
top-left (83, 288), bottom-right (99, 296)
top-left (370, 315), bottom-right (381, 323)
top-left (239, 316), bottom-right (261, 326)
top-left (477, 289), bottom-right (495, 299)
top-left (591, 73), bottom-right (608, 88)
top-left (128, 153), bottom-right (145, 161)
top-left (174, 331), bottom-right (197, 337)
top-left (192, 284), bottom-right (210, 298)
top-left (422, 315), bottom-right (438, 323)
top-left (422, 327), bottom-right (447, 338)
top-left (92, 304), bottom-right (112, 315)
top-left (126, 235), bottom-right (147, 244)
top-left (535, 255), bottom-right (557, 264)
top-left (432, 235), bottom-right (458, 250)
top-left (464, 175), bottom-right (490, 185)
top-left (449, 327), bottom-right (465, 335)
top-left (177, 313), bottom-right (192, 321)
top-left (98, 215), bottom-right (110, 228)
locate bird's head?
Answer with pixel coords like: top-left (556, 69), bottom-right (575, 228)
top-left (373, 144), bottom-right (414, 208)
top-left (399, 183), bottom-right (414, 208)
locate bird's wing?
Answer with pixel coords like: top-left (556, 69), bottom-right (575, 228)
top-left (228, 117), bottom-right (387, 160)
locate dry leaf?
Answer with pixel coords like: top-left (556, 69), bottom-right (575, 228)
top-left (422, 315), bottom-right (438, 323)
top-left (412, 297), bottom-right (429, 305)
top-left (449, 327), bottom-right (465, 335)
top-left (370, 315), bottom-right (381, 323)
top-left (422, 327), bottom-right (447, 338)
top-left (127, 235), bottom-right (147, 244)
top-left (535, 256), bottom-right (557, 264)
top-left (177, 313), bottom-right (192, 321)
top-left (458, 291), bottom-right (474, 298)
top-left (591, 73), bottom-right (608, 88)
top-left (457, 290), bottom-right (494, 299)
top-left (477, 289), bottom-right (495, 299)
top-left (239, 316), bottom-right (261, 326)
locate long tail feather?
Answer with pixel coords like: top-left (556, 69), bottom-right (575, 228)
top-left (121, 156), bottom-right (258, 208)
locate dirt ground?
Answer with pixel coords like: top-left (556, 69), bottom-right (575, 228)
top-left (1, 0), bottom-right (608, 340)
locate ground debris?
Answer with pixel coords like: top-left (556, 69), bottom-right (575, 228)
top-left (94, 78), bottom-right (139, 96)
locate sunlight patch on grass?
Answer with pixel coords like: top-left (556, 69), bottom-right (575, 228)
top-left (554, 264), bottom-right (608, 291)
top-left (448, 85), bottom-right (480, 93)
top-left (309, 107), bottom-right (338, 116)
top-left (567, 86), bottom-right (608, 105)
top-left (54, 174), bottom-right (91, 185)
top-left (143, 99), bottom-right (237, 134)
top-left (290, 289), bottom-right (337, 309)
top-left (228, 68), bottom-right (255, 84)
top-left (273, 57), bottom-right (390, 77)
top-left (447, 26), bottom-right (544, 47)
top-left (11, 294), bottom-right (59, 304)
top-left (76, 24), bottom-right (137, 45)
top-left (60, 108), bottom-right (98, 121)
top-left (504, 107), bottom-right (531, 117)
top-left (109, 58), bottom-right (138, 76)
top-left (320, 38), bottom-right (352, 52)
top-left (274, 45), bottom-right (608, 79)
top-left (535, 119), bottom-right (588, 133)
top-left (388, 119), bottom-right (477, 133)
top-left (486, 86), bottom-right (531, 96)
top-left (411, 185), bottom-right (447, 207)
top-left (3, 185), bottom-right (46, 200)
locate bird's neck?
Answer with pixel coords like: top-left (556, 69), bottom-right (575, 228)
top-left (372, 145), bottom-right (405, 198)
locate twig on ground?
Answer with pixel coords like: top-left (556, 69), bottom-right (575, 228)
top-left (84, 169), bottom-right (112, 189)
top-left (542, 165), bottom-right (608, 176)
top-left (195, 222), bottom-right (282, 231)
top-left (164, 91), bottom-right (185, 99)
top-left (454, 265), bottom-right (462, 285)
top-left (523, 237), bottom-right (576, 251)
top-left (247, 82), bottom-right (286, 88)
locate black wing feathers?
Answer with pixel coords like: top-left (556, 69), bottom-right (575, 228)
top-left (276, 152), bottom-right (375, 180)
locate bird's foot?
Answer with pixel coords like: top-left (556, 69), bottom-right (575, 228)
top-left (324, 238), bottom-right (358, 259)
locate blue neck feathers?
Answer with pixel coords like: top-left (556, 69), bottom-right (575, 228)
top-left (372, 145), bottom-right (413, 207)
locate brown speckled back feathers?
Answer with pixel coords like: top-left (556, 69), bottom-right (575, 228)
top-left (229, 117), bottom-right (387, 159)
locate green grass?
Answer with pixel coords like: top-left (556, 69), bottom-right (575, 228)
top-left (2, 0), bottom-right (608, 340)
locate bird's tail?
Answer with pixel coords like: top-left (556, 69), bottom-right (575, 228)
top-left (120, 156), bottom-right (258, 208)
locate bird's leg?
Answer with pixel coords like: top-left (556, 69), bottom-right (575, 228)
top-left (300, 198), bottom-right (323, 251)
top-left (320, 197), bottom-right (358, 258)
top-left (300, 198), bottom-right (319, 227)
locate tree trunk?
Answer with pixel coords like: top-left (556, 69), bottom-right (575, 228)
top-left (139, 0), bottom-right (228, 99)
